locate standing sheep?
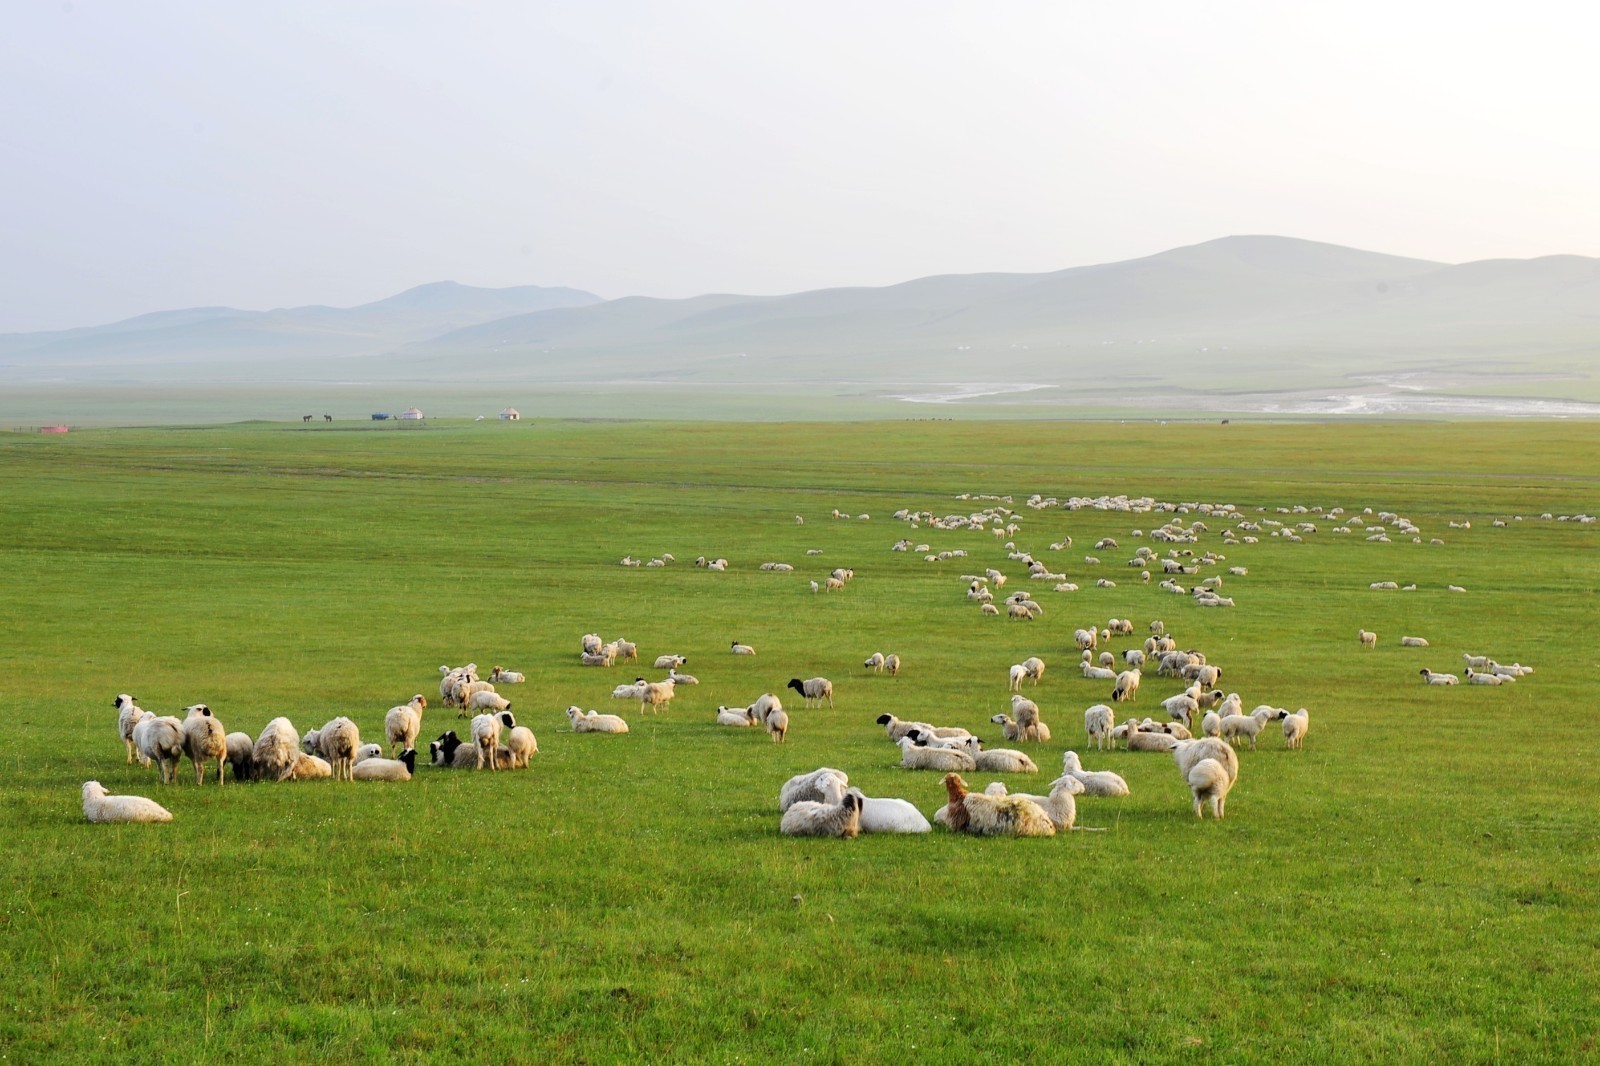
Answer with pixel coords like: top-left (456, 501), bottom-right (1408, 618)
top-left (251, 717), bottom-right (300, 782)
top-left (385, 695), bottom-right (428, 757)
top-left (471, 711), bottom-right (517, 770)
top-left (786, 677), bottom-right (834, 708)
top-left (1280, 708), bottom-right (1309, 749)
top-left (224, 732), bottom-right (255, 782)
top-left (114, 694), bottom-right (148, 765)
top-left (302, 717), bottom-right (361, 782)
top-left (1111, 668), bottom-right (1142, 703)
top-left (1010, 694), bottom-right (1045, 742)
top-left (636, 677), bottom-right (677, 715)
top-left (1358, 630), bottom-right (1377, 649)
top-left (133, 713), bottom-right (185, 785)
top-left (504, 726), bottom-right (538, 768)
top-left (180, 704), bottom-right (227, 787)
top-left (1084, 704), bottom-right (1116, 750)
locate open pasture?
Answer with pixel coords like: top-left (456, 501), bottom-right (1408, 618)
top-left (1, 418), bottom-right (1597, 1062)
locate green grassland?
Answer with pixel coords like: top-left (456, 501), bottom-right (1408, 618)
top-left (1, 418), bottom-right (1598, 1063)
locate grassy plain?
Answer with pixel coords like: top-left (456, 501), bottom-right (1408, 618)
top-left (1, 417), bottom-right (1598, 1063)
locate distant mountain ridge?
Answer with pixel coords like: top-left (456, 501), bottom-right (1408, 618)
top-left (4, 238), bottom-right (1598, 407)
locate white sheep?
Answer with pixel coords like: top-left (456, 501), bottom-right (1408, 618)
top-left (780, 793), bottom-right (862, 838)
top-left (1084, 704), bottom-right (1115, 750)
top-left (471, 711), bottom-right (516, 770)
top-left (114, 694), bottom-right (148, 765)
top-left (582, 634), bottom-right (604, 655)
top-left (505, 726), bottom-right (538, 768)
top-left (877, 713), bottom-right (951, 742)
top-left (1358, 630), bottom-right (1377, 649)
top-left (1218, 707), bottom-right (1277, 750)
top-left (897, 735), bottom-right (976, 771)
top-left (488, 666), bottom-right (526, 684)
top-left (284, 752), bottom-right (333, 780)
top-left (779, 768), bottom-right (850, 811)
top-left (1280, 708), bottom-right (1309, 749)
top-left (1008, 663), bottom-right (1027, 691)
top-left (82, 780), bottom-right (172, 824)
top-left (1465, 668), bottom-right (1505, 686)
top-left (224, 732), bottom-right (255, 781)
top-left (847, 788), bottom-right (932, 833)
top-left (1123, 720), bottom-right (1178, 752)
top-left (786, 677), bottom-right (834, 708)
top-left (383, 695), bottom-right (428, 757)
top-left (1111, 668), bottom-right (1142, 703)
top-left (611, 681), bottom-right (648, 700)
top-left (351, 748), bottom-right (417, 781)
top-left (717, 705), bottom-right (758, 726)
top-left (180, 704), bottom-right (227, 787)
top-left (905, 728), bottom-right (969, 750)
top-left (302, 716), bottom-right (361, 782)
top-left (565, 706), bottom-right (630, 734)
top-left (133, 713), bottom-right (185, 785)
top-left (730, 641), bottom-right (757, 656)
top-left (1200, 710), bottom-right (1222, 736)
top-left (983, 777), bottom-right (1083, 831)
top-left (884, 653), bottom-right (901, 676)
top-left (1020, 655), bottom-right (1046, 685)
top-left (955, 737), bottom-right (1039, 773)
top-left (863, 652), bottom-right (887, 673)
top-left (636, 677), bottom-right (677, 714)
top-left (653, 654), bottom-right (687, 670)
top-left (1417, 668), bottom-right (1460, 685)
top-left (1172, 738), bottom-right (1240, 819)
top-left (939, 773), bottom-right (1054, 837)
top-left (1081, 662), bottom-right (1117, 681)
top-left (1058, 750), bottom-right (1130, 796)
top-left (1400, 636), bottom-right (1429, 648)
top-left (762, 704), bottom-right (789, 743)
top-left (251, 717), bottom-right (300, 782)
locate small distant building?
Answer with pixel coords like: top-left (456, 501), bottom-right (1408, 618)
top-left (40, 425), bottom-right (68, 434)
top-left (499, 408), bottom-right (521, 421)
top-left (371, 413), bottom-right (391, 421)
top-left (398, 407), bottom-right (424, 421)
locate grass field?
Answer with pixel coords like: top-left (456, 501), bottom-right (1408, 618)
top-left (2, 417), bottom-right (1598, 1063)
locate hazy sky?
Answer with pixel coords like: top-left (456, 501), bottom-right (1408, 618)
top-left (4, 1), bottom-right (1597, 331)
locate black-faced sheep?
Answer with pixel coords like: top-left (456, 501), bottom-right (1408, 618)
top-left (786, 677), bottom-right (834, 708)
top-left (180, 704), bottom-right (227, 787)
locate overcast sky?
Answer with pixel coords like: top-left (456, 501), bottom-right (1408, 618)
top-left (3, 1), bottom-right (1597, 331)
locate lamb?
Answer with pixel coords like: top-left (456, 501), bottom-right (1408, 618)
top-left (488, 666), bottom-right (526, 684)
top-left (847, 787), bottom-right (932, 833)
top-left (1218, 707), bottom-right (1277, 750)
top-left (464, 690), bottom-right (512, 716)
top-left (1058, 750), bottom-right (1130, 796)
top-left (1358, 630), bottom-right (1377, 649)
top-left (636, 677), bottom-right (677, 715)
top-left (504, 726), bottom-right (539, 768)
top-left (955, 737), bottom-right (1039, 773)
top-left (1400, 636), bottom-right (1430, 647)
top-left (383, 695), bottom-right (427, 757)
top-left (1123, 720), bottom-right (1178, 752)
top-left (730, 641), bottom-right (757, 656)
top-left (180, 704), bottom-right (227, 787)
top-left (82, 780), bottom-right (173, 824)
top-left (471, 711), bottom-right (517, 770)
top-left (613, 639), bottom-right (638, 662)
top-left (786, 677), bottom-right (834, 708)
top-left (114, 694), bottom-right (148, 765)
top-left (251, 717), bottom-right (301, 782)
top-left (780, 792), bottom-right (862, 838)
top-left (453, 679), bottom-right (499, 715)
top-left (224, 732), bottom-right (255, 781)
top-left (1009, 663), bottom-right (1028, 691)
top-left (1084, 704), bottom-right (1115, 750)
top-left (939, 773), bottom-right (1054, 837)
top-left (1280, 708), bottom-right (1309, 749)
top-left (565, 706), bottom-right (630, 734)
top-left (863, 652), bottom-right (887, 673)
top-left (351, 748), bottom-right (417, 781)
top-left (717, 705), bottom-right (758, 726)
top-left (898, 736), bottom-right (976, 771)
top-left (133, 713), bottom-right (185, 784)
top-left (1111, 668), bottom-right (1142, 703)
top-left (778, 767), bottom-right (849, 811)
top-left (654, 654), bottom-right (688, 670)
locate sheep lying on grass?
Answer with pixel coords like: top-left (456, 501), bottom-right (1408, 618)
top-left (565, 706), bottom-right (630, 734)
top-left (779, 768), bottom-right (849, 811)
top-left (352, 748), bottom-right (417, 781)
top-left (1059, 751), bottom-right (1130, 796)
top-left (846, 787), bottom-right (932, 833)
top-left (978, 777), bottom-right (1083, 831)
top-left (1420, 669), bottom-right (1459, 686)
top-left (780, 792), bottom-right (862, 838)
top-left (82, 781), bottom-right (172, 824)
top-left (898, 736), bottom-right (975, 771)
top-left (939, 773), bottom-right (1054, 837)
top-left (717, 705), bottom-right (758, 726)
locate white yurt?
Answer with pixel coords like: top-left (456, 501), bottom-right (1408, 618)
top-left (398, 407), bottom-right (424, 420)
top-left (499, 408), bottom-right (521, 421)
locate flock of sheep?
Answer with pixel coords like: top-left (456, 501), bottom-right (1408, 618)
top-left (87, 490), bottom-right (1540, 831)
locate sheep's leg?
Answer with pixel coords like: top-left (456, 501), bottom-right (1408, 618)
top-left (216, 756), bottom-right (225, 786)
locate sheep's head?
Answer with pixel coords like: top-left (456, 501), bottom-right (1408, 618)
top-left (876, 713), bottom-right (893, 725)
top-left (941, 773), bottom-right (968, 800)
top-left (499, 712), bottom-right (516, 729)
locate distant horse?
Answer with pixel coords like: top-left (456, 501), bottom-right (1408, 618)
top-left (323, 414), bottom-right (332, 422)
top-left (302, 415), bottom-right (312, 422)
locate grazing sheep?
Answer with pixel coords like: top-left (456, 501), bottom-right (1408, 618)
top-left (504, 726), bottom-right (538, 768)
top-left (779, 768), bottom-right (849, 811)
top-left (898, 736), bottom-right (976, 771)
top-left (1400, 636), bottom-right (1430, 648)
top-left (636, 677), bottom-right (677, 715)
top-left (1161, 693), bottom-right (1199, 730)
top-left (180, 704), bottom-right (227, 787)
top-left (1200, 710), bottom-right (1222, 737)
top-left (1111, 668), bottom-right (1142, 703)
top-left (1185, 757), bottom-right (1234, 819)
top-left (82, 780), bottom-right (172, 824)
top-left (1280, 708), bottom-right (1309, 749)
top-left (114, 694), bottom-right (148, 765)
top-left (1058, 750), bottom-right (1131, 796)
top-left (1006, 694), bottom-right (1043, 742)
top-left (780, 793), bottom-right (862, 838)
top-left (731, 641), bottom-right (757, 656)
top-left (224, 732), bottom-right (255, 781)
top-left (302, 717), bottom-right (361, 782)
top-left (847, 787), bottom-right (932, 833)
top-left (939, 773), bottom-right (1054, 837)
top-left (786, 677), bottom-right (835, 708)
top-left (717, 705), bottom-right (758, 726)
top-left (488, 666), bottom-right (526, 684)
top-left (762, 705), bottom-right (789, 743)
top-left (884, 654), bottom-right (901, 676)
top-left (1008, 663), bottom-right (1028, 691)
top-left (565, 706), bottom-right (630, 734)
top-left (352, 748), bottom-right (417, 781)
top-left (751, 692), bottom-right (784, 721)
top-left (1084, 704), bottom-right (1116, 750)
top-left (1218, 707), bottom-right (1277, 750)
top-left (133, 714), bottom-right (185, 785)
top-left (1358, 630), bottom-right (1377, 649)
top-left (1172, 736), bottom-right (1241, 786)
top-left (1020, 656), bottom-right (1047, 685)
top-left (471, 711), bottom-right (516, 770)
top-left (863, 652), bottom-right (887, 673)
top-left (251, 717), bottom-right (301, 782)
top-left (1123, 720), bottom-right (1178, 752)
top-left (384, 695), bottom-right (428, 757)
